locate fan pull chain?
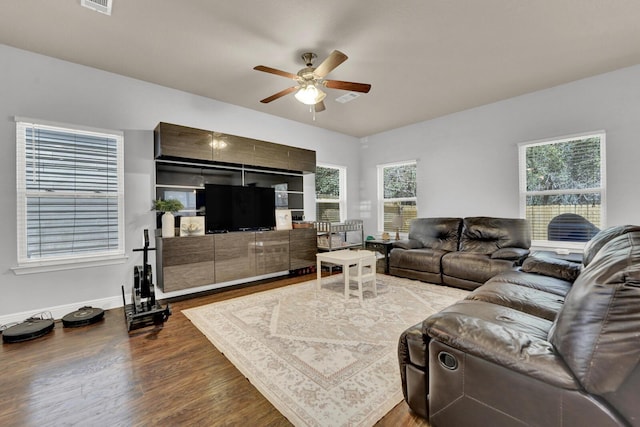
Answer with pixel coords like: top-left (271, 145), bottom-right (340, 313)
top-left (311, 104), bottom-right (316, 121)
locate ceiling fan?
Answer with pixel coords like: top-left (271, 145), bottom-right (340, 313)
top-left (253, 50), bottom-right (371, 113)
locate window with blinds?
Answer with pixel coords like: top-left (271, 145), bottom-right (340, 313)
top-left (519, 131), bottom-right (605, 246)
top-left (16, 119), bottom-right (124, 266)
top-left (377, 161), bottom-right (417, 233)
top-left (315, 164), bottom-right (346, 223)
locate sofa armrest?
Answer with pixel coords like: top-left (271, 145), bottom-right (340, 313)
top-left (491, 247), bottom-right (529, 261)
top-left (423, 300), bottom-right (579, 389)
top-left (521, 255), bottom-right (582, 282)
top-left (393, 239), bottom-right (423, 250)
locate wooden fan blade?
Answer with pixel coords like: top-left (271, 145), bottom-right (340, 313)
top-left (314, 50), bottom-right (348, 78)
top-left (254, 65), bottom-right (298, 80)
top-left (260, 86), bottom-right (297, 103)
top-left (315, 101), bottom-right (326, 112)
top-left (325, 80), bottom-right (371, 93)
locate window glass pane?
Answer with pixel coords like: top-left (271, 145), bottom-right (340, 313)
top-left (383, 163), bottom-right (416, 199)
top-left (521, 132), bottom-right (604, 244)
top-left (26, 196), bottom-right (120, 258)
top-left (526, 137), bottom-right (601, 192)
top-left (526, 194), bottom-right (601, 242)
top-left (17, 120), bottom-right (124, 263)
top-left (315, 166), bottom-right (340, 199)
top-left (383, 201), bottom-right (417, 233)
top-left (317, 202), bottom-right (340, 222)
top-left (26, 128), bottom-right (118, 193)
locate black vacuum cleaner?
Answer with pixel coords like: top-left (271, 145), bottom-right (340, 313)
top-left (121, 229), bottom-right (171, 332)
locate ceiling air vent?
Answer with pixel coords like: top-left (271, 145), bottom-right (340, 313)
top-left (335, 92), bottom-right (361, 104)
top-left (80, 0), bottom-right (113, 15)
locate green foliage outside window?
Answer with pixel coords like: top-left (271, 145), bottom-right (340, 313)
top-left (316, 166), bottom-right (340, 199)
top-left (383, 164), bottom-right (416, 198)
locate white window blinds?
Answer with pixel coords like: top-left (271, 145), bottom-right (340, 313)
top-left (519, 131), bottom-right (605, 246)
top-left (16, 119), bottom-right (124, 265)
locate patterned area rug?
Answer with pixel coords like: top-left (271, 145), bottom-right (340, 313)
top-left (183, 274), bottom-right (469, 427)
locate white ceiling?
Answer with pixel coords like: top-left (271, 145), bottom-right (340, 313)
top-left (2, 1), bottom-right (640, 138)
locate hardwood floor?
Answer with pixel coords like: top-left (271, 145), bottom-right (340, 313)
top-left (0, 274), bottom-right (429, 427)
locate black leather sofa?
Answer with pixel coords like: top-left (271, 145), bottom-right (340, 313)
top-left (390, 217), bottom-right (531, 290)
top-left (398, 224), bottom-right (640, 426)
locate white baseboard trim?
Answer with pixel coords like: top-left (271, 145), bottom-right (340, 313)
top-left (0, 271), bottom-right (289, 327)
top-left (0, 295), bottom-right (124, 326)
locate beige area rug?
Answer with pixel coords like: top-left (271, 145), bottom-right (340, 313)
top-left (183, 274), bottom-right (469, 427)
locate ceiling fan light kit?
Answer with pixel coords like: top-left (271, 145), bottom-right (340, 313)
top-left (254, 50), bottom-right (371, 114)
top-left (294, 84), bottom-right (326, 105)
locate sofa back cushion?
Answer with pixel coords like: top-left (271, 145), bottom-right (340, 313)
top-left (582, 224), bottom-right (640, 266)
top-left (408, 217), bottom-right (462, 252)
top-left (549, 231), bottom-right (640, 395)
top-left (459, 217), bottom-right (531, 254)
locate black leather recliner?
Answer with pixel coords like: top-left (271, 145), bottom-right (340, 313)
top-left (390, 217), bottom-right (531, 290)
top-left (398, 225), bottom-right (640, 426)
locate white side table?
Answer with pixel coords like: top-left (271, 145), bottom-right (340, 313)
top-left (316, 250), bottom-right (377, 302)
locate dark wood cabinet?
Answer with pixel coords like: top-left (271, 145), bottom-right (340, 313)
top-left (253, 140), bottom-right (290, 170)
top-left (289, 228), bottom-right (317, 271)
top-left (214, 232), bottom-right (256, 283)
top-left (156, 229), bottom-right (317, 292)
top-left (154, 121), bottom-right (317, 293)
top-left (214, 134), bottom-right (255, 165)
top-left (288, 147), bottom-right (316, 173)
top-left (154, 121), bottom-right (315, 174)
top-left (156, 235), bottom-right (215, 292)
top-left (154, 122), bottom-right (213, 161)
top-left (255, 230), bottom-right (290, 275)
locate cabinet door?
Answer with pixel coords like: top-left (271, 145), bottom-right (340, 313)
top-left (253, 140), bottom-right (290, 170)
top-left (255, 230), bottom-right (290, 275)
top-left (214, 232), bottom-right (256, 282)
top-left (288, 147), bottom-right (316, 173)
top-left (159, 235), bottom-right (215, 291)
top-left (289, 228), bottom-right (317, 270)
top-left (154, 122), bottom-right (213, 161)
top-left (214, 134), bottom-right (255, 165)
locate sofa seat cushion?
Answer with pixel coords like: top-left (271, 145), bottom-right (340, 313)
top-left (441, 251), bottom-right (516, 284)
top-left (390, 247), bottom-right (447, 274)
top-left (424, 300), bottom-right (579, 390)
top-left (486, 270), bottom-right (573, 297)
top-left (466, 281), bottom-right (564, 321)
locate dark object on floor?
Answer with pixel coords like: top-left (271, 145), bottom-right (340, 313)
top-left (2, 318), bottom-right (55, 343)
top-left (122, 229), bottom-right (171, 332)
top-left (547, 213), bottom-right (600, 242)
top-left (62, 306), bottom-right (105, 328)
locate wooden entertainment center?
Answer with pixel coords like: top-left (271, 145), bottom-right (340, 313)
top-left (153, 122), bottom-right (317, 293)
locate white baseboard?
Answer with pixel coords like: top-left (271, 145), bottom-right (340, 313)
top-left (0, 271), bottom-right (289, 327)
top-left (0, 295), bottom-right (124, 326)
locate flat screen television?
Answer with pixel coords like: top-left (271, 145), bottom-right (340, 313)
top-left (205, 184), bottom-right (276, 232)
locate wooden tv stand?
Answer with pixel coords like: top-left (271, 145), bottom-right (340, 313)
top-left (156, 228), bottom-right (316, 293)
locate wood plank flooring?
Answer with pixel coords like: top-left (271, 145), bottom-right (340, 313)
top-left (0, 274), bottom-right (429, 427)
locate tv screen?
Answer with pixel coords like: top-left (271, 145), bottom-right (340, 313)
top-left (205, 184), bottom-right (275, 232)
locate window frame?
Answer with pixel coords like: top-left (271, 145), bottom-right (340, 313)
top-left (377, 160), bottom-right (417, 234)
top-left (518, 130), bottom-right (606, 251)
top-left (13, 117), bottom-right (126, 274)
top-left (315, 163), bottom-right (347, 223)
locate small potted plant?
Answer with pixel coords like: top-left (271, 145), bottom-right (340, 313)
top-left (152, 199), bottom-right (184, 238)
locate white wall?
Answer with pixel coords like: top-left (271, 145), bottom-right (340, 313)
top-left (359, 65), bottom-right (640, 237)
top-left (0, 44), bottom-right (360, 320)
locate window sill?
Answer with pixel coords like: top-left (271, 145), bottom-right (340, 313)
top-left (12, 254), bottom-right (128, 275)
top-left (530, 240), bottom-right (585, 254)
